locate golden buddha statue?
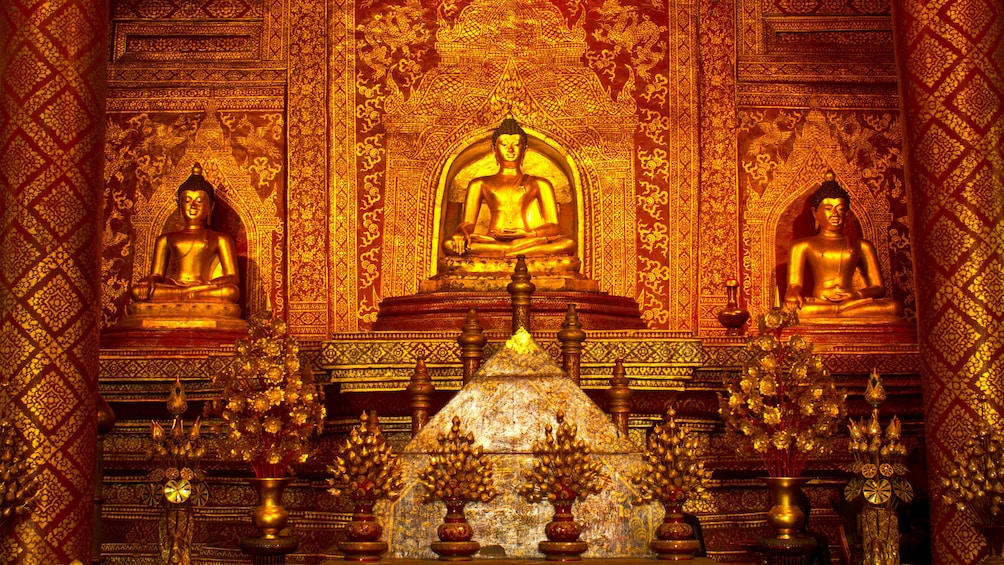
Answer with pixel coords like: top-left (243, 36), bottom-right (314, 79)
top-left (783, 178), bottom-right (902, 319)
top-left (443, 117), bottom-right (576, 258)
top-left (130, 164), bottom-right (240, 303)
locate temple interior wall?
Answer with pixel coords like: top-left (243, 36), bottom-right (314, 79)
top-left (96, 0), bottom-right (928, 563)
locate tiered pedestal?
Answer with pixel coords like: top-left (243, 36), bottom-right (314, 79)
top-left (374, 291), bottom-right (645, 332)
top-left (781, 318), bottom-right (916, 345)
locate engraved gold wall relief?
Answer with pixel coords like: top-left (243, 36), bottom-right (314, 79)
top-left (697, 0), bottom-right (740, 333)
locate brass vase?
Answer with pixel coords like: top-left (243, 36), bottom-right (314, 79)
top-left (338, 497), bottom-right (388, 561)
top-left (240, 477), bottom-right (299, 564)
top-left (979, 525), bottom-right (1004, 565)
top-left (250, 477), bottom-right (292, 538)
top-left (650, 502), bottom-right (700, 560)
top-left (430, 498), bottom-right (479, 561)
top-left (538, 501), bottom-right (588, 561)
top-left (717, 278), bottom-right (750, 335)
top-left (758, 477), bottom-right (816, 565)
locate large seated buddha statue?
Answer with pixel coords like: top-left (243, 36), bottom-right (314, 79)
top-left (424, 117), bottom-right (595, 293)
top-left (119, 164), bottom-right (245, 330)
top-left (783, 177), bottom-right (903, 321)
top-left (443, 117), bottom-right (576, 258)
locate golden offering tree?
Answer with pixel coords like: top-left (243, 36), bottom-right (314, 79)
top-left (519, 411), bottom-right (606, 504)
top-left (418, 416), bottom-right (497, 505)
top-left (632, 408), bottom-right (712, 508)
top-left (327, 411), bottom-right (404, 503)
top-left (941, 398), bottom-right (1004, 527)
top-left (719, 309), bottom-right (846, 477)
top-left (207, 312), bottom-right (326, 478)
top-left (0, 418), bottom-right (35, 528)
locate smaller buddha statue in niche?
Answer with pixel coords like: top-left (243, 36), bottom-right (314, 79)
top-left (130, 164), bottom-right (240, 304)
top-left (783, 176), bottom-right (902, 319)
top-left (443, 117), bottom-right (576, 258)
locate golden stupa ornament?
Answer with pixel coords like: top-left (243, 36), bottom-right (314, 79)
top-left (0, 417), bottom-right (35, 528)
top-left (519, 411), bottom-right (606, 561)
top-left (328, 411), bottom-right (404, 561)
top-left (418, 416), bottom-right (498, 560)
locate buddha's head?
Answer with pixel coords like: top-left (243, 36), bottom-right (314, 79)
top-left (177, 163), bottom-right (216, 226)
top-left (491, 117), bottom-right (528, 165)
top-left (810, 178), bottom-right (850, 233)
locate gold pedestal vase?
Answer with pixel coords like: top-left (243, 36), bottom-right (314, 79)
top-left (240, 477), bottom-right (299, 565)
top-left (338, 497), bottom-right (388, 562)
top-left (758, 477), bottom-right (816, 565)
top-left (430, 498), bottom-right (479, 561)
top-left (538, 502), bottom-right (588, 562)
top-left (861, 506), bottom-right (899, 565)
top-left (650, 502), bottom-right (700, 560)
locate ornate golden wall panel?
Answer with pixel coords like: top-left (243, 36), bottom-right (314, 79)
top-left (697, 0), bottom-right (740, 333)
top-left (286, 0), bottom-right (332, 338)
top-left (738, 106), bottom-right (914, 319)
top-left (282, 0), bottom-right (703, 334)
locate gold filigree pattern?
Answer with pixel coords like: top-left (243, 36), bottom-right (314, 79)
top-left (894, 0), bottom-right (1003, 558)
top-left (286, 0), bottom-right (332, 336)
top-left (1, 0), bottom-right (104, 561)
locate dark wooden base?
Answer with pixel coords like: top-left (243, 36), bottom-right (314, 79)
top-left (537, 541), bottom-right (588, 562)
top-left (374, 291), bottom-right (646, 332)
top-left (650, 538), bottom-right (701, 560)
top-left (239, 535), bottom-right (299, 565)
top-left (430, 540), bottom-right (480, 561)
top-left (339, 540), bottom-right (389, 562)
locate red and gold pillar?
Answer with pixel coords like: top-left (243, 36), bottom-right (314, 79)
top-left (892, 0), bottom-right (1004, 562)
top-left (0, 0), bottom-right (106, 562)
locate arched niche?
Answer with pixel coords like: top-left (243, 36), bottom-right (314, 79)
top-left (131, 158), bottom-right (268, 317)
top-left (430, 127), bottom-right (584, 273)
top-left (743, 109), bottom-right (892, 315)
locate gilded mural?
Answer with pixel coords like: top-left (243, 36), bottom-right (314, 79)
top-left (317, 0), bottom-right (699, 332)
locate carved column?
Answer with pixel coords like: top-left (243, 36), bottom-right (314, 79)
top-left (457, 309), bottom-right (487, 385)
top-left (557, 305), bottom-right (586, 386)
top-left (0, 0), bottom-right (105, 561)
top-left (891, 1), bottom-right (1004, 562)
top-left (606, 359), bottom-right (632, 437)
top-left (407, 358), bottom-right (435, 437)
top-left (506, 255), bottom-right (535, 334)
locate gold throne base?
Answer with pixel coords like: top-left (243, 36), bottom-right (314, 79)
top-left (102, 302), bottom-right (247, 348)
top-left (420, 255), bottom-right (599, 293)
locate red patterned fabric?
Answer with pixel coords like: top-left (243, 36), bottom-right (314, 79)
top-left (0, 0), bottom-right (106, 561)
top-left (892, 0), bottom-right (1004, 562)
